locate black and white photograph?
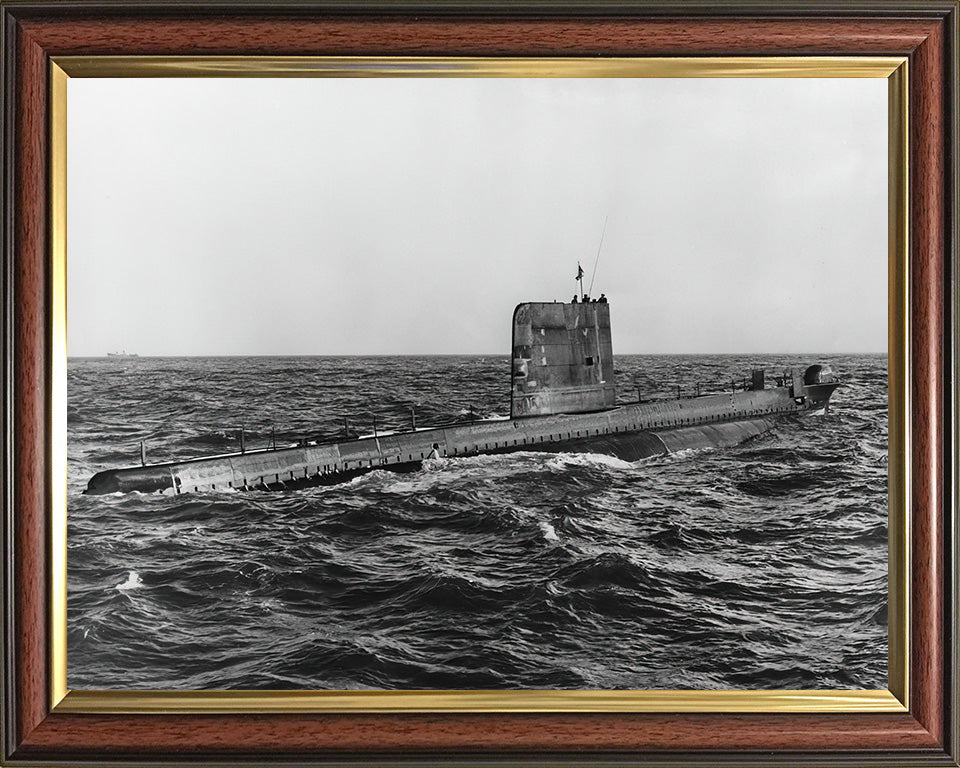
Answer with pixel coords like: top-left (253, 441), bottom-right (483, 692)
top-left (66, 74), bottom-right (888, 691)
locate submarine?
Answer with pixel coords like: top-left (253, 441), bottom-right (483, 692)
top-left (84, 298), bottom-right (840, 495)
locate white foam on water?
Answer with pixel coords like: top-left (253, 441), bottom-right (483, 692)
top-left (546, 451), bottom-right (637, 472)
top-left (377, 453), bottom-right (536, 493)
top-left (664, 446), bottom-right (715, 461)
top-left (342, 469), bottom-right (392, 488)
top-left (116, 571), bottom-right (143, 591)
top-left (334, 449), bottom-right (646, 496)
top-left (539, 521), bottom-right (560, 541)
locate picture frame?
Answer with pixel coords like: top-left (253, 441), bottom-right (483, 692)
top-left (2, 1), bottom-right (957, 765)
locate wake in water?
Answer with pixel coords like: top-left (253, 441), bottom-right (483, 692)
top-left (67, 354), bottom-right (888, 690)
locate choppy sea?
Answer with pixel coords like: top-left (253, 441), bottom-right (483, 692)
top-left (67, 354), bottom-right (887, 690)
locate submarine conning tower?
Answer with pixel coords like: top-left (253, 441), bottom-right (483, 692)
top-left (511, 301), bottom-right (616, 418)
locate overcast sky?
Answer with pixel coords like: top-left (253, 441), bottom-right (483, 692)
top-left (67, 76), bottom-right (887, 356)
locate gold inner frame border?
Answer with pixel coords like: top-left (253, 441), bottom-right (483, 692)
top-left (48, 55), bottom-right (909, 715)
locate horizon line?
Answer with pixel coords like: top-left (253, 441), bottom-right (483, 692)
top-left (68, 351), bottom-right (890, 359)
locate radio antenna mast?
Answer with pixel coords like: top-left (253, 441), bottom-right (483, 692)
top-left (588, 215), bottom-right (608, 296)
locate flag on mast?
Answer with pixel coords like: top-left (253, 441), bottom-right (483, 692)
top-left (576, 263), bottom-right (584, 281)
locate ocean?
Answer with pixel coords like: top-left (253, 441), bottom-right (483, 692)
top-left (66, 354), bottom-right (888, 690)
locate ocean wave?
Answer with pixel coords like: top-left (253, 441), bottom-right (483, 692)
top-left (67, 353), bottom-right (888, 690)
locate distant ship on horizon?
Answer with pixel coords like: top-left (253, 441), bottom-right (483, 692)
top-left (106, 350), bottom-right (138, 359)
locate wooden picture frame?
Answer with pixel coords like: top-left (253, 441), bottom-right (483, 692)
top-left (2, 2), bottom-right (957, 765)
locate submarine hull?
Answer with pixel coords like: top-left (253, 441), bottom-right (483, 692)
top-left (85, 383), bottom-right (835, 496)
top-left (84, 299), bottom-right (841, 496)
